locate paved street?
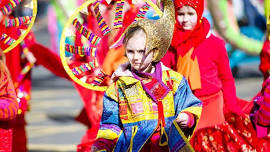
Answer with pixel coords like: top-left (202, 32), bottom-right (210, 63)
top-left (27, 66), bottom-right (85, 152)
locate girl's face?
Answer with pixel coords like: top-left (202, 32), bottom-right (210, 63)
top-left (125, 30), bottom-right (154, 73)
top-left (176, 5), bottom-right (198, 30)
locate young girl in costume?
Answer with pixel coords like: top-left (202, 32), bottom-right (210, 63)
top-left (91, 0), bottom-right (202, 151)
top-left (0, 49), bottom-right (19, 152)
top-left (161, 0), bottom-right (270, 151)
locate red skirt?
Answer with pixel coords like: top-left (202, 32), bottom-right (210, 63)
top-left (191, 113), bottom-right (270, 152)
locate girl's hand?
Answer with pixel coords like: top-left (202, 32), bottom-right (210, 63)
top-left (176, 112), bottom-right (194, 128)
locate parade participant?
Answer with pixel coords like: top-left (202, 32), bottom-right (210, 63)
top-left (250, 8), bottom-right (270, 140)
top-left (161, 0), bottom-right (243, 127)
top-left (0, 50), bottom-right (19, 152)
top-left (161, 0), bottom-right (270, 151)
top-left (0, 1), bottom-right (70, 150)
top-left (91, 0), bottom-right (202, 151)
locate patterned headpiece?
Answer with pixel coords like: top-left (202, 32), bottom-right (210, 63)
top-left (174, 0), bottom-right (204, 20)
top-left (124, 0), bottom-right (175, 62)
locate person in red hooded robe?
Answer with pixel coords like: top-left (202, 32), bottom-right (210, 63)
top-left (161, 0), bottom-right (270, 151)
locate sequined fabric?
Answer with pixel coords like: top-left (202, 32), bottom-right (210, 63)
top-left (191, 113), bottom-right (270, 152)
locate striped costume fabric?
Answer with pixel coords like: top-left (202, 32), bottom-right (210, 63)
top-left (93, 2), bottom-right (111, 36)
top-left (1, 0), bottom-right (21, 15)
top-left (72, 60), bottom-right (98, 76)
top-left (65, 44), bottom-right (97, 56)
top-left (113, 0), bottom-right (125, 29)
top-left (0, 65), bottom-right (18, 120)
top-left (0, 33), bottom-right (15, 46)
top-left (4, 16), bottom-right (32, 28)
top-left (134, 4), bottom-right (150, 22)
top-left (91, 70), bottom-right (106, 86)
top-left (72, 18), bottom-right (101, 46)
top-left (258, 82), bottom-right (270, 126)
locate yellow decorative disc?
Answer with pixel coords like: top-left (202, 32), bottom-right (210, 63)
top-left (60, 0), bottom-right (162, 91)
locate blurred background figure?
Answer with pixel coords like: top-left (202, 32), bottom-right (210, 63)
top-left (0, 49), bottom-right (19, 152)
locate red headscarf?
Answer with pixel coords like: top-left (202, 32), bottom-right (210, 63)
top-left (174, 0), bottom-right (204, 21)
top-left (171, 0), bottom-right (210, 59)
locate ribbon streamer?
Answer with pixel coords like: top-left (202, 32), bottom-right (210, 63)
top-left (5, 16), bottom-right (32, 28)
top-left (93, 2), bottom-right (111, 35)
top-left (65, 44), bottom-right (97, 56)
top-left (134, 3), bottom-right (150, 22)
top-left (113, 0), bottom-right (125, 29)
top-left (0, 33), bottom-right (16, 45)
top-left (91, 70), bottom-right (106, 86)
top-left (73, 18), bottom-right (101, 45)
top-left (1, 0), bottom-right (22, 15)
top-left (72, 60), bottom-right (98, 75)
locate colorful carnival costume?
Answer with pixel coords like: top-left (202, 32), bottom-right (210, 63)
top-left (92, 0), bottom-right (202, 151)
top-left (0, 53), bottom-right (19, 152)
top-left (161, 0), bottom-right (270, 151)
top-left (93, 62), bottom-right (202, 152)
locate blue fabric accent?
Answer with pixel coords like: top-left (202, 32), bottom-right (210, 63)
top-left (173, 77), bottom-right (202, 116)
top-left (130, 120), bottom-right (158, 151)
top-left (101, 94), bottom-right (121, 126)
top-left (168, 121), bottom-right (186, 152)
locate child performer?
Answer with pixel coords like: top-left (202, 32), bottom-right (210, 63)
top-left (91, 0), bottom-right (202, 151)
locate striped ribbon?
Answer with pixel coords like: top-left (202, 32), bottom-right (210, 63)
top-left (113, 0), bottom-right (125, 29)
top-left (91, 70), bottom-right (106, 86)
top-left (1, 0), bottom-right (22, 15)
top-left (0, 33), bottom-right (15, 45)
top-left (72, 60), bottom-right (98, 76)
top-left (18, 62), bottom-right (34, 81)
top-left (72, 18), bottom-right (101, 46)
top-left (65, 44), bottom-right (97, 56)
top-left (5, 16), bottom-right (32, 28)
top-left (93, 2), bottom-right (111, 36)
top-left (134, 4), bottom-right (150, 22)
top-left (15, 41), bottom-right (35, 88)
